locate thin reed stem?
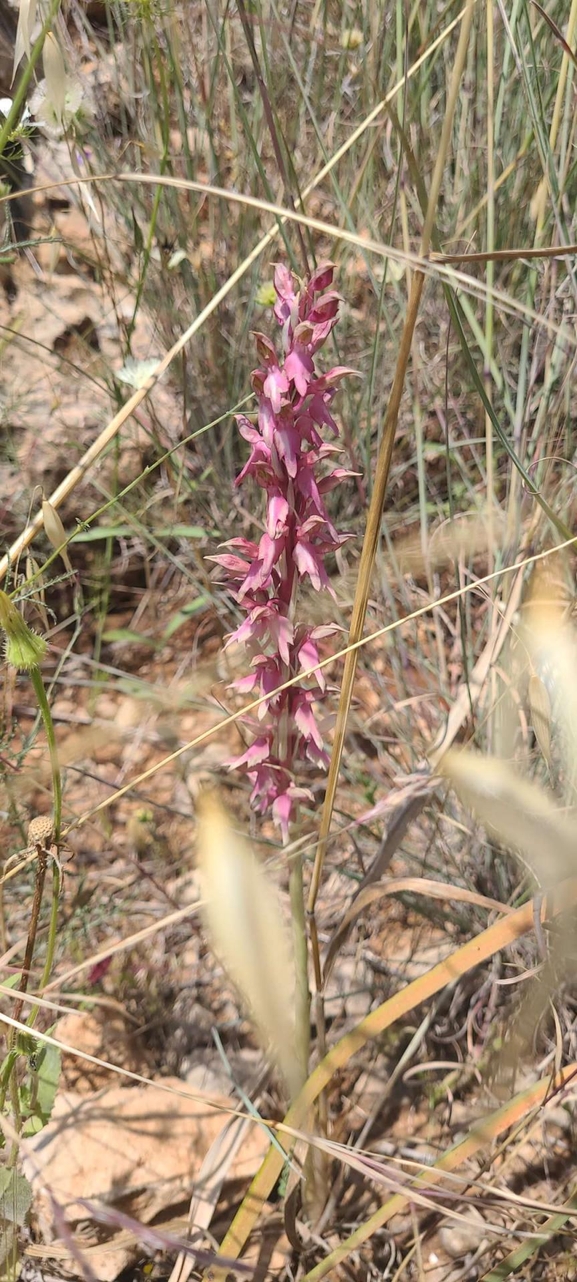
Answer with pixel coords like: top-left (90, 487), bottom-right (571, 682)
top-left (288, 851), bottom-right (309, 1092)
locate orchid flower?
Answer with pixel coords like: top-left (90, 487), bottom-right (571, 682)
top-left (210, 263), bottom-right (355, 840)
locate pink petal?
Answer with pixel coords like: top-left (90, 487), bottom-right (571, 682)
top-left (274, 419), bottom-right (301, 477)
top-left (318, 467), bottom-right (356, 493)
top-left (308, 262), bottom-right (335, 295)
top-left (274, 263), bottom-right (296, 300)
top-left (293, 539), bottom-right (333, 592)
top-left (298, 636), bottom-right (325, 690)
top-left (312, 366), bottom-right (359, 390)
top-left (309, 291), bottom-right (341, 320)
top-left (253, 332), bottom-right (279, 366)
top-left (207, 552), bottom-right (250, 575)
top-left (270, 614), bottom-right (293, 665)
top-left (228, 736), bottom-right (271, 770)
top-left (293, 696), bottom-right (324, 751)
top-left (285, 347), bottom-right (314, 397)
top-left (272, 791), bottom-right (292, 842)
top-left (231, 672), bottom-right (258, 694)
top-left (236, 414), bottom-right (260, 442)
top-left (267, 493), bottom-right (290, 538)
top-left (258, 530), bottom-right (286, 577)
top-left (263, 365), bottom-right (289, 413)
top-left (237, 559), bottom-right (268, 598)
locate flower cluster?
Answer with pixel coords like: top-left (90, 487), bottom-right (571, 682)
top-left (211, 263), bottom-right (354, 840)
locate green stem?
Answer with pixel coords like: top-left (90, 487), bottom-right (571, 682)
top-left (288, 852), bottom-right (309, 1094)
top-left (0, 0), bottom-right (62, 159)
top-left (30, 667), bottom-right (61, 844)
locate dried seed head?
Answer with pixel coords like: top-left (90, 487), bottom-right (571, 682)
top-left (28, 815), bottom-right (54, 847)
top-left (0, 590), bottom-right (47, 671)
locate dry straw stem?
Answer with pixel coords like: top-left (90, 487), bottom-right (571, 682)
top-left (300, 1064), bottom-right (577, 1282)
top-left (57, 534), bottom-right (577, 843)
top-left (0, 6), bottom-right (466, 586)
top-left (309, 0), bottom-right (476, 915)
top-left (323, 876), bottom-right (515, 985)
top-left (479, 1186), bottom-right (577, 1281)
top-left (0, 1008), bottom-right (247, 1116)
top-left (207, 880), bottom-right (577, 1279)
top-left (5, 173), bottom-right (574, 339)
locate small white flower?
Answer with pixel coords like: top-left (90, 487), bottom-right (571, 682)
top-left (117, 358), bottom-right (161, 389)
top-left (30, 76), bottom-right (87, 138)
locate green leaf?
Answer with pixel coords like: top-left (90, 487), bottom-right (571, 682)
top-left (157, 524), bottom-right (206, 539)
top-left (71, 524), bottom-right (134, 542)
top-left (102, 629), bottom-right (156, 647)
top-left (0, 1169), bottom-right (32, 1226)
top-left (0, 973), bottom-right (22, 992)
top-left (72, 523), bottom-right (208, 544)
top-left (163, 596), bottom-right (210, 638)
top-left (21, 1042), bottom-right (61, 1137)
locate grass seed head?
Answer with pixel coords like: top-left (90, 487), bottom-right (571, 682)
top-left (196, 792), bottom-right (299, 1097)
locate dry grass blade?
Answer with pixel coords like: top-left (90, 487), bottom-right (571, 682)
top-left (196, 794), bottom-right (298, 1100)
top-left (3, 174), bottom-right (574, 338)
top-left (323, 877), bottom-right (514, 985)
top-left (479, 1187), bottom-right (577, 1280)
top-left (0, 1009), bottom-right (240, 1111)
top-left (60, 537), bottom-right (576, 843)
top-left (309, 0), bottom-right (477, 914)
top-left (300, 1064), bottom-right (577, 1281)
top-left (207, 882), bottom-right (577, 1278)
top-left (0, 9), bottom-right (465, 585)
top-left (168, 1114), bottom-right (260, 1282)
top-left (429, 569), bottom-right (524, 767)
top-left (530, 0), bottom-right (577, 69)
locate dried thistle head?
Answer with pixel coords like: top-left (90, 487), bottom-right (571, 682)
top-left (27, 815), bottom-right (54, 848)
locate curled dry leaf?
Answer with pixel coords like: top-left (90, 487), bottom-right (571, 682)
top-left (196, 792), bottom-right (298, 1097)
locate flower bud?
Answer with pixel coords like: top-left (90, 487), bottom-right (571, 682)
top-left (42, 497), bottom-right (72, 573)
top-left (0, 590), bottom-right (47, 670)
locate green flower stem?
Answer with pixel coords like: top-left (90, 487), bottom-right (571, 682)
top-left (288, 851), bottom-right (309, 1094)
top-left (0, 0), bottom-right (62, 159)
top-left (25, 667), bottom-right (62, 1024)
top-left (1, 664), bottom-right (62, 1143)
top-left (30, 667), bottom-right (61, 844)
